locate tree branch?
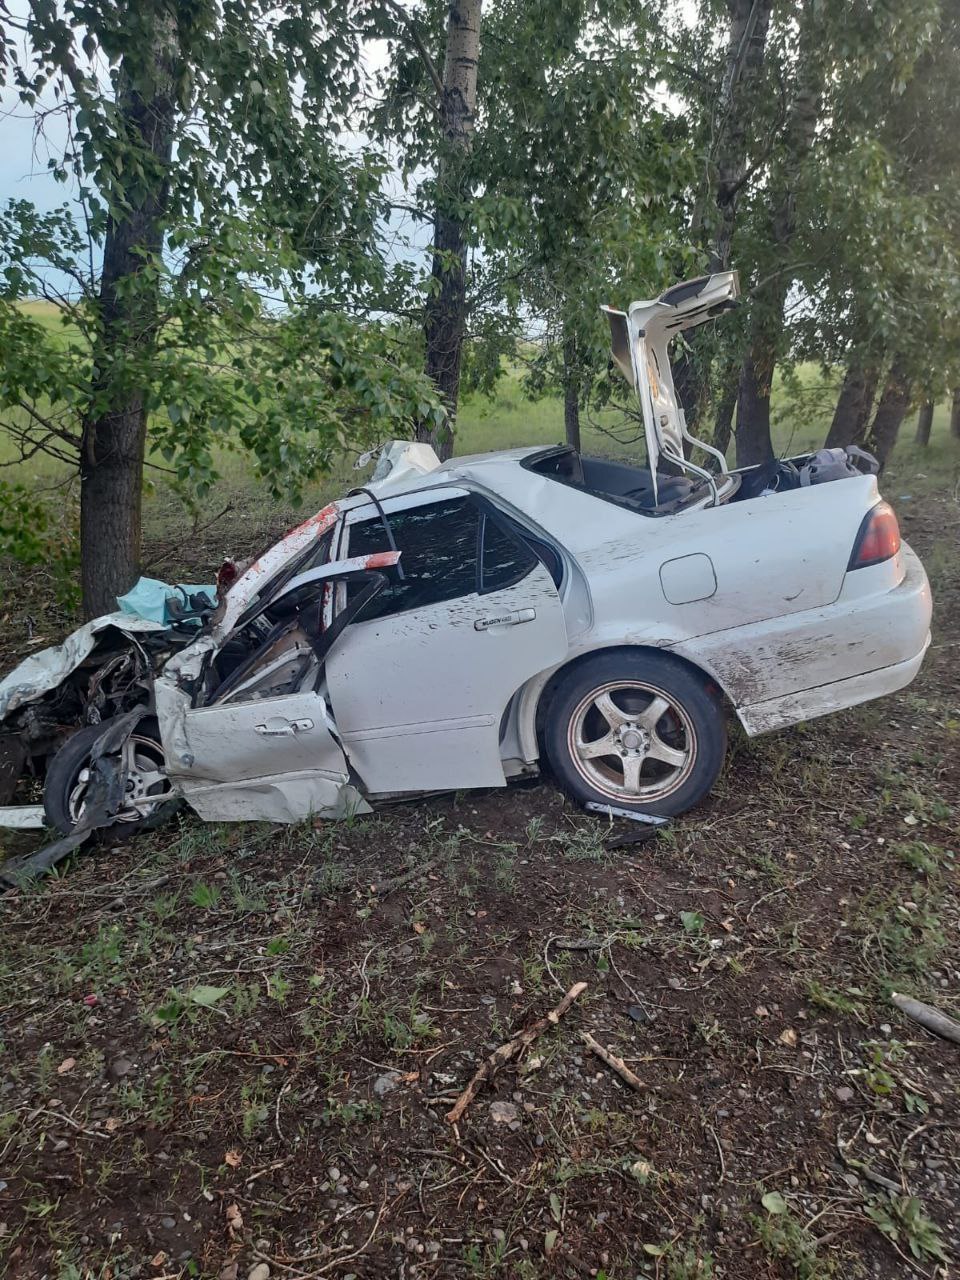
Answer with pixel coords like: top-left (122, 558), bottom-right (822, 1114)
top-left (382, 0), bottom-right (445, 101)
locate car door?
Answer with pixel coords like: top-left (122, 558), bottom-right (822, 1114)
top-left (164, 554), bottom-right (399, 823)
top-left (324, 489), bottom-right (568, 793)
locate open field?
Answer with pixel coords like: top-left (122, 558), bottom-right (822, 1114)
top-left (0, 337), bottom-right (959, 1279)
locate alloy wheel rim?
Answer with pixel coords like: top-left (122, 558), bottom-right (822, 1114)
top-left (567, 679), bottom-right (696, 802)
top-left (67, 732), bottom-right (171, 825)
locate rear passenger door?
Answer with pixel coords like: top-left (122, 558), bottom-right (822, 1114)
top-left (325, 489), bottom-right (568, 793)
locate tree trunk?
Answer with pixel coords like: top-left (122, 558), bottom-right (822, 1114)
top-left (852, 366), bottom-right (879, 446)
top-left (866, 354), bottom-right (912, 469)
top-left (708, 0), bottom-right (774, 273)
top-left (712, 365), bottom-right (739, 459)
top-left (562, 331), bottom-right (581, 452)
top-left (735, 16), bottom-right (821, 468)
top-left (735, 351), bottom-right (775, 466)
top-left (80, 14), bottom-right (178, 617)
top-left (419, 0), bottom-right (482, 461)
top-left (915, 399), bottom-right (934, 446)
top-left (825, 361), bottom-right (869, 448)
top-left (951, 386), bottom-right (960, 440)
top-left (680, 0), bottom-right (772, 428)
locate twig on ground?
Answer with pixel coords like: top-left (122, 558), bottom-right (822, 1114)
top-left (581, 1032), bottom-right (647, 1092)
top-left (708, 1123), bottom-right (726, 1181)
top-left (371, 851), bottom-right (447, 896)
top-left (446, 981), bottom-right (588, 1124)
top-left (745, 877), bottom-right (812, 922)
top-left (891, 992), bottom-right (960, 1045)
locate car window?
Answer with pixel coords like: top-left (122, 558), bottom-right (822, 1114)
top-left (479, 513), bottom-right (539, 593)
top-left (347, 497), bottom-right (480, 621)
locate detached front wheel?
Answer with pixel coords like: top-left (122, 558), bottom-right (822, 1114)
top-left (44, 716), bottom-right (173, 837)
top-left (543, 651), bottom-right (727, 817)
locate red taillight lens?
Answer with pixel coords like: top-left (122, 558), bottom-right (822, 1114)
top-left (848, 502), bottom-right (901, 570)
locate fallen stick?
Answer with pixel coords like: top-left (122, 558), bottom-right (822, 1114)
top-left (371, 850), bottom-right (447, 896)
top-left (446, 981), bottom-right (587, 1124)
top-left (891, 992), bottom-right (960, 1046)
top-left (581, 1032), bottom-right (647, 1092)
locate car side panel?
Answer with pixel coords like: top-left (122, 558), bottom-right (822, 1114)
top-left (668, 541), bottom-right (931, 711)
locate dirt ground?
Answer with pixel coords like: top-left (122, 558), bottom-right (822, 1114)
top-left (0, 489), bottom-right (957, 1280)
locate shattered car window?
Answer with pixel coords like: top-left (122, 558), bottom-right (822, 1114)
top-left (233, 527), bottom-right (335, 632)
top-left (346, 498), bottom-right (480, 621)
top-left (479, 513), bottom-right (539, 593)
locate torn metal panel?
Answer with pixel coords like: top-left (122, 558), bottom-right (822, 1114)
top-left (0, 613), bottom-right (167, 721)
top-left (0, 805), bottom-right (45, 829)
top-left (584, 801), bottom-right (668, 826)
top-left (211, 500), bottom-right (342, 642)
top-left (178, 773), bottom-right (370, 823)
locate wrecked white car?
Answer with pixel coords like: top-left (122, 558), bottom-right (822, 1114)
top-left (0, 271), bottom-right (932, 846)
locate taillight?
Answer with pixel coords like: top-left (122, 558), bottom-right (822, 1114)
top-left (848, 501), bottom-right (901, 570)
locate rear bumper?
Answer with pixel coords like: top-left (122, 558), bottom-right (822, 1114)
top-left (705, 540), bottom-right (932, 734)
top-left (738, 633), bottom-right (930, 734)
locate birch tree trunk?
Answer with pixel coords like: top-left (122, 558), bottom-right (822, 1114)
top-left (419, 0), bottom-right (482, 461)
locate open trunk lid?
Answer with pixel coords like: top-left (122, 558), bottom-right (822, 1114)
top-left (603, 271), bottom-right (740, 500)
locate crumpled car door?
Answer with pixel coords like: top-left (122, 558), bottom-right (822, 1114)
top-left (162, 554), bottom-right (399, 823)
top-left (325, 494), bottom-right (568, 793)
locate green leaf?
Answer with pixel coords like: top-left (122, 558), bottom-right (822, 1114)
top-left (544, 1229), bottom-right (558, 1255)
top-left (680, 910), bottom-right (705, 934)
top-left (761, 1191), bottom-right (788, 1215)
top-left (187, 984), bottom-right (230, 1007)
top-left (154, 999), bottom-right (184, 1024)
top-left (549, 1192), bottom-right (562, 1224)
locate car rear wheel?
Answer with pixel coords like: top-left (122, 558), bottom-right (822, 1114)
top-left (543, 650), bottom-right (727, 817)
top-left (44, 717), bottom-right (173, 837)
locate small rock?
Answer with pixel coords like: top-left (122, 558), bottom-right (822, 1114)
top-left (248, 1264), bottom-right (270, 1280)
top-left (488, 1100), bottom-right (518, 1126)
top-left (109, 1056), bottom-right (135, 1081)
top-left (835, 1087), bottom-right (855, 1102)
top-left (374, 1072), bottom-right (401, 1098)
top-left (160, 1217), bottom-right (176, 1230)
top-left (626, 1004), bottom-right (650, 1023)
top-left (219, 1264), bottom-right (239, 1280)
top-left (328, 1167), bottom-right (341, 1183)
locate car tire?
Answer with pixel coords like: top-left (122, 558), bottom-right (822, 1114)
top-left (44, 716), bottom-right (172, 837)
top-left (542, 650), bottom-right (727, 818)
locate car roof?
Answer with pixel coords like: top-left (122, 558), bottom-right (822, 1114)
top-left (359, 443), bottom-right (544, 503)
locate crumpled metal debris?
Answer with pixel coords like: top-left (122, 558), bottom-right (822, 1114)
top-left (0, 708), bottom-right (179, 890)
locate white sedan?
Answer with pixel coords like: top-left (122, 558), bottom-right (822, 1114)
top-left (0, 272), bottom-right (932, 836)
